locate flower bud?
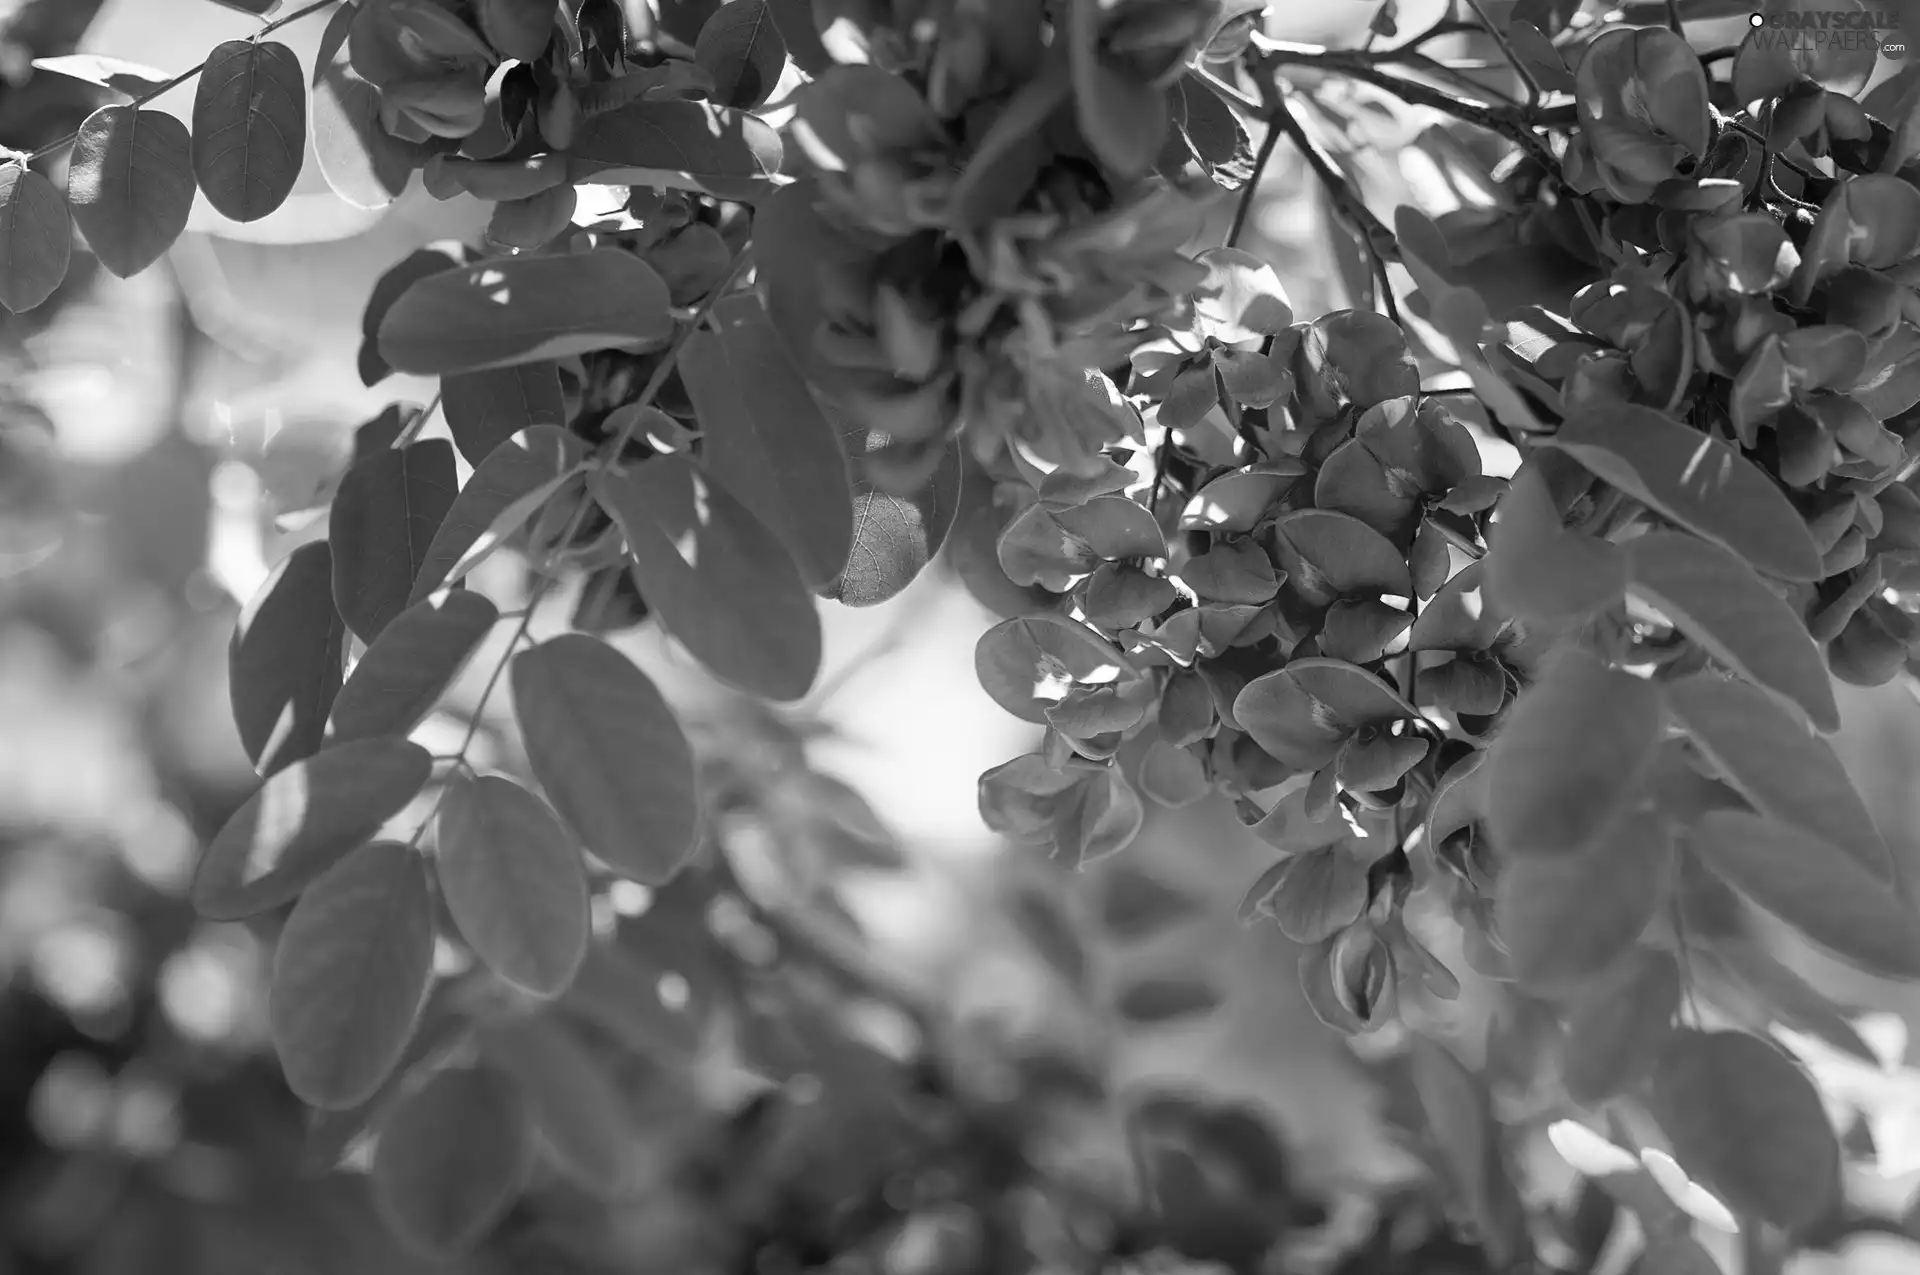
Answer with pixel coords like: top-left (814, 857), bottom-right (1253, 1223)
top-left (1329, 921), bottom-right (1398, 1030)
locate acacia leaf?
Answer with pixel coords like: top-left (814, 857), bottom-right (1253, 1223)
top-left (229, 541), bottom-right (347, 775)
top-left (825, 435), bottom-right (963, 606)
top-left (683, 294), bottom-right (853, 589)
top-left (595, 456), bottom-right (823, 700)
top-left (695, 0), bottom-right (787, 108)
top-left (1547, 403), bottom-right (1822, 581)
top-left (1486, 648), bottom-right (1662, 857)
top-left (510, 634), bottom-right (699, 884)
top-left (1562, 948), bottom-right (1681, 1106)
top-left (411, 425), bottom-right (585, 604)
top-left (371, 1067), bottom-right (532, 1256)
top-left (564, 99), bottom-right (782, 195)
top-left (192, 41), bottom-right (306, 222)
top-left (1627, 533), bottom-right (1838, 731)
top-left (66, 105), bottom-right (194, 277)
top-left (480, 1016), bottom-right (633, 1195)
top-left (1485, 462), bottom-right (1627, 625)
top-left (1665, 674), bottom-right (1889, 877)
top-left (1688, 811), bottom-right (1920, 979)
top-left (270, 841), bottom-right (436, 1109)
top-left (437, 773), bottom-right (589, 998)
top-left (975, 614), bottom-right (1135, 724)
top-left (1496, 810), bottom-right (1672, 994)
top-left (442, 361), bottom-right (567, 467)
top-left (330, 439), bottom-right (459, 644)
top-left (1649, 1028), bottom-right (1840, 1231)
top-left (0, 164), bottom-right (71, 313)
top-left (327, 590), bottom-right (496, 743)
top-left (379, 251), bottom-right (675, 376)
top-left (194, 738), bottom-right (432, 920)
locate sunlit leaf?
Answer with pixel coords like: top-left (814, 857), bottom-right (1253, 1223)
top-left (327, 590), bottom-right (495, 744)
top-left (411, 425), bottom-right (585, 604)
top-left (66, 105), bottom-right (194, 277)
top-left (230, 540), bottom-right (348, 776)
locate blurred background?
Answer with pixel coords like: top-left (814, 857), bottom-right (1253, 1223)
top-left (5, 2), bottom-right (1920, 1273)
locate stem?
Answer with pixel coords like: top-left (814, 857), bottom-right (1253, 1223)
top-left (25, 0), bottom-right (339, 164)
top-left (1226, 118), bottom-right (1282, 248)
top-left (1269, 86), bottom-right (1402, 311)
top-left (1460, 0), bottom-right (1542, 107)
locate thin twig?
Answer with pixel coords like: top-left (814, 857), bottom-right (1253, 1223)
top-left (1460, 0), bottom-right (1542, 107)
top-left (24, 0), bottom-right (338, 164)
top-left (1227, 118), bottom-right (1283, 249)
top-left (1270, 89), bottom-right (1400, 264)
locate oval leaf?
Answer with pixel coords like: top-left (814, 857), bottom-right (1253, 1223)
top-left (327, 590), bottom-right (498, 744)
top-left (230, 540), bottom-right (348, 775)
top-left (594, 456), bottom-right (823, 701)
top-left (481, 1016), bottom-right (632, 1195)
top-left (1547, 403), bottom-right (1822, 581)
top-left (1263, 845), bottom-right (1368, 945)
top-left (1649, 1028), bottom-right (1841, 1231)
top-left (0, 164), bottom-right (71, 313)
top-left (1688, 811), bottom-right (1920, 979)
top-left (270, 840), bottom-right (435, 1109)
top-left (683, 294), bottom-right (854, 590)
top-left (1665, 674), bottom-right (1889, 877)
top-left (194, 738), bottom-right (432, 920)
top-left (331, 439), bottom-right (459, 644)
top-left (1487, 648), bottom-right (1663, 857)
top-left (565, 99), bottom-right (782, 194)
top-left (192, 40), bottom-right (306, 222)
top-left (1563, 948), bottom-right (1681, 1106)
top-left (371, 1067), bottom-right (532, 1255)
top-left (379, 250), bottom-right (675, 376)
top-left (311, 0), bottom-right (428, 210)
top-left (976, 613), bottom-right (1135, 724)
top-left (437, 773), bottom-right (590, 998)
top-left (442, 360), bottom-right (568, 467)
top-left (1496, 809), bottom-right (1672, 994)
top-left (66, 105), bottom-right (194, 277)
top-left (510, 634), bottom-right (699, 884)
top-left (695, 0), bottom-right (787, 109)
top-left (826, 433), bottom-right (962, 605)
top-left (411, 424), bottom-right (585, 604)
top-left (1626, 533), bottom-right (1837, 731)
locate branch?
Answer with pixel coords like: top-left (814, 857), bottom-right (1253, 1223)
top-left (1460, 0), bottom-right (1542, 107)
top-left (26, 0), bottom-right (339, 164)
top-left (1226, 118), bottom-right (1283, 248)
top-left (1270, 89), bottom-right (1400, 268)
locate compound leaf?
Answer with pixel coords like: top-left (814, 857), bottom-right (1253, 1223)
top-left (192, 40), bottom-right (306, 222)
top-left (194, 738), bottom-right (432, 920)
top-left (595, 456), bottom-right (822, 700)
top-left (1649, 1028), bottom-right (1840, 1231)
top-left (682, 294), bottom-right (853, 589)
top-left (330, 440), bottom-right (459, 644)
top-left (66, 105), bottom-right (194, 277)
top-left (379, 250), bottom-right (674, 376)
top-left (371, 1067), bottom-right (532, 1256)
top-left (229, 540), bottom-right (348, 775)
top-left (436, 773), bottom-right (590, 999)
top-left (327, 590), bottom-right (498, 743)
top-left (270, 840), bottom-right (436, 1109)
top-left (511, 634), bottom-right (699, 884)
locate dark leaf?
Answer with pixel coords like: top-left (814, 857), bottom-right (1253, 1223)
top-left (330, 440), bottom-right (459, 644)
top-left (1649, 1029), bottom-right (1840, 1231)
top-left (270, 841), bottom-right (436, 1109)
top-left (683, 294), bottom-right (853, 590)
top-left (1562, 948), bottom-right (1680, 1105)
top-left (1665, 674), bottom-right (1890, 878)
top-left (565, 99), bottom-right (782, 195)
top-left (360, 246), bottom-right (464, 386)
top-left (327, 590), bottom-right (496, 743)
top-left (379, 251), bottom-right (675, 376)
top-left (480, 1016), bottom-right (633, 1195)
top-left (411, 424), bottom-right (586, 604)
top-left (302, 984), bottom-right (473, 1172)
top-left (826, 436), bottom-right (963, 605)
top-left (510, 634), bottom-right (699, 884)
top-left (1485, 462), bottom-right (1627, 625)
top-left (595, 456), bottom-right (823, 700)
top-left (695, 0), bottom-right (786, 108)
top-left (66, 105), bottom-right (194, 277)
top-left (1546, 403), bottom-right (1822, 581)
top-left (764, 0), bottom-right (833, 74)
top-left (1626, 533), bottom-right (1838, 731)
top-left (1688, 811), bottom-right (1920, 980)
top-left (442, 361), bottom-right (567, 467)
top-left (975, 613), bottom-right (1136, 724)
top-left (476, 0), bottom-right (555, 61)
top-left (0, 164), bottom-right (71, 313)
top-left (1496, 810), bottom-right (1672, 994)
top-left (371, 1067), bottom-right (532, 1256)
top-left (192, 41), bottom-right (306, 222)
top-left (437, 773), bottom-right (590, 998)
top-left (1486, 647), bottom-right (1662, 857)
top-left (230, 540), bottom-right (347, 775)
top-left (193, 739), bottom-right (432, 920)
